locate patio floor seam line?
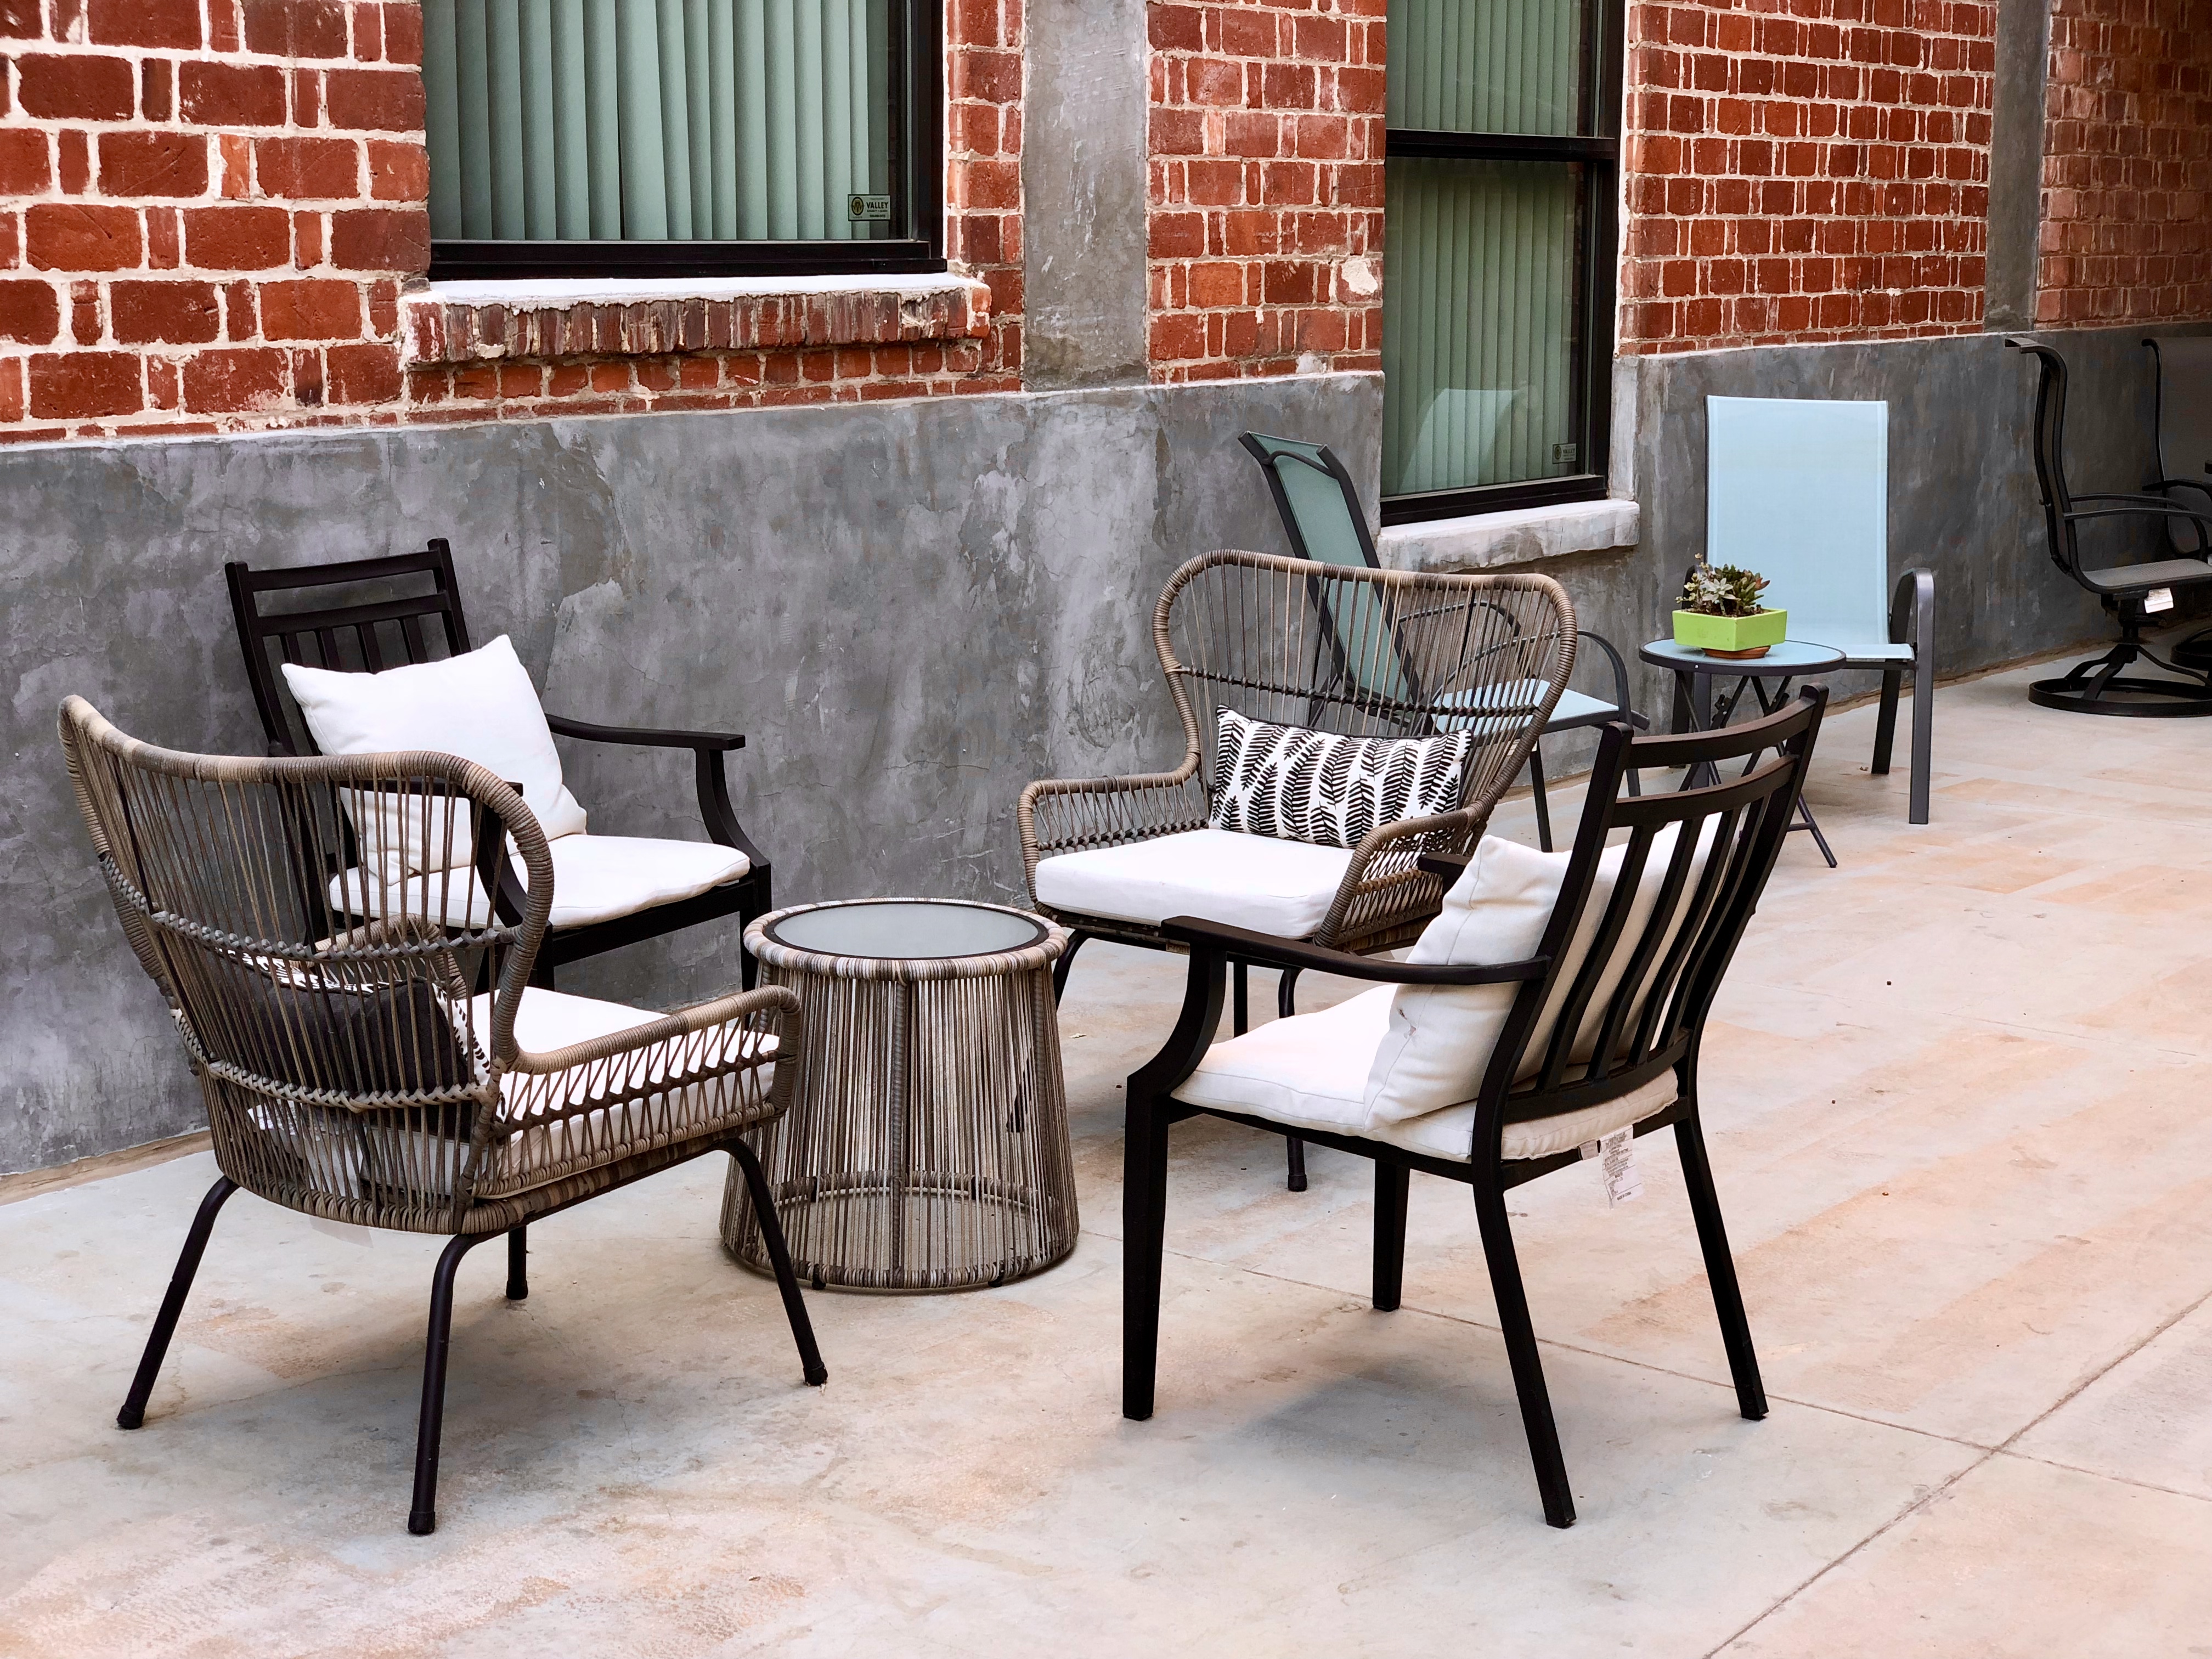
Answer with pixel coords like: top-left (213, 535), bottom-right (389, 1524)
top-left (1991, 1279), bottom-right (2212, 1457)
top-left (1993, 1447), bottom-right (2212, 1508)
top-left (1697, 1448), bottom-right (1997, 1659)
top-left (1702, 1280), bottom-right (2212, 1657)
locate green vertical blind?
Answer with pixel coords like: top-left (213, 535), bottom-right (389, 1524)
top-left (1386, 0), bottom-right (1585, 136)
top-left (1383, 159), bottom-right (1579, 495)
top-left (1383, 0), bottom-right (1594, 500)
top-left (422, 0), bottom-right (895, 242)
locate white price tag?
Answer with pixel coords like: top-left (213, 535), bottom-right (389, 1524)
top-left (1581, 1127), bottom-right (1644, 1207)
top-left (2145, 586), bottom-right (2175, 613)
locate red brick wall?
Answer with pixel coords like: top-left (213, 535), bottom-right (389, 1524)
top-left (2035, 0), bottom-right (2212, 326)
top-left (1145, 0), bottom-right (1385, 382)
top-left (0, 0), bottom-right (1020, 439)
top-left (1619, 0), bottom-right (1996, 354)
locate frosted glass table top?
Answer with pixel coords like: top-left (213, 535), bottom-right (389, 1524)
top-left (1639, 639), bottom-right (1846, 674)
top-left (763, 900), bottom-right (1048, 961)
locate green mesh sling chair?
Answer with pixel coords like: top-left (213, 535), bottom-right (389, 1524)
top-left (1242, 432), bottom-right (1646, 854)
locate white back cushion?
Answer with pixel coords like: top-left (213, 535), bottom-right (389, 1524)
top-left (283, 635), bottom-right (588, 876)
top-left (1364, 821), bottom-right (1717, 1125)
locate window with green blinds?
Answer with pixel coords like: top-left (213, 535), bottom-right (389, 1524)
top-left (1381, 0), bottom-right (1620, 521)
top-left (420, 0), bottom-right (940, 280)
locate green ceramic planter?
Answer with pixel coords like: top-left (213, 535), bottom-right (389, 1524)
top-left (1672, 607), bottom-right (1787, 656)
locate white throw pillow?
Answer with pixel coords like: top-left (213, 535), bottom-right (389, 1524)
top-left (1363, 820), bottom-right (1717, 1126)
top-left (1362, 834), bottom-right (1565, 1126)
top-left (282, 635), bottom-right (589, 877)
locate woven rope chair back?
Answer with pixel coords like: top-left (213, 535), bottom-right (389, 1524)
top-left (1154, 550), bottom-right (1577, 815)
top-left (60, 696), bottom-right (553, 1231)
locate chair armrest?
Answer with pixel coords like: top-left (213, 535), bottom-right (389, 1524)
top-left (1160, 914), bottom-right (1547, 986)
top-left (545, 714), bottom-right (766, 864)
top-left (544, 713), bottom-right (744, 752)
top-left (1318, 799), bottom-right (1491, 946)
top-left (2145, 477), bottom-right (2212, 496)
top-left (1889, 567), bottom-right (1935, 647)
top-left (1417, 852), bottom-right (1470, 883)
top-left (1579, 631), bottom-right (1649, 728)
top-left (1017, 764), bottom-right (1209, 894)
top-left (506, 983), bottom-right (798, 1076)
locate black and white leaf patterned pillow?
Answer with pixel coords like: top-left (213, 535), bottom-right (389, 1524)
top-left (1208, 709), bottom-right (1475, 850)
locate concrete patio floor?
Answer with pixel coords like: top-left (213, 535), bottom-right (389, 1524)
top-left (4, 659), bottom-right (2210, 1657)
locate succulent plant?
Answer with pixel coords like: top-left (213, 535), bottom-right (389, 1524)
top-left (1679, 561), bottom-right (1773, 618)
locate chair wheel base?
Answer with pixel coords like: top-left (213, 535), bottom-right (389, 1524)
top-left (2029, 674), bottom-right (2212, 717)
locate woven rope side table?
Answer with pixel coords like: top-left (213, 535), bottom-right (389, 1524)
top-left (720, 898), bottom-right (1078, 1291)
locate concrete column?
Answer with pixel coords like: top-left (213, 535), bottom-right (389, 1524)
top-left (1984, 0), bottom-right (2052, 331)
top-left (1021, 0), bottom-right (1151, 390)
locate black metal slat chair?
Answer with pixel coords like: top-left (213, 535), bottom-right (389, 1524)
top-left (227, 541), bottom-right (775, 980)
top-left (1120, 689), bottom-right (1827, 1528)
top-left (2005, 339), bottom-right (2212, 716)
top-left (2143, 334), bottom-right (2212, 673)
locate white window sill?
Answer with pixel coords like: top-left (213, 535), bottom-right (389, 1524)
top-left (399, 272), bottom-right (991, 365)
top-left (419, 272), bottom-right (978, 308)
top-left (1376, 498), bottom-right (1640, 573)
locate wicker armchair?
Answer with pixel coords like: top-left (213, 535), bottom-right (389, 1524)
top-left (1019, 551), bottom-right (1575, 1187)
top-left (60, 696), bottom-right (824, 1536)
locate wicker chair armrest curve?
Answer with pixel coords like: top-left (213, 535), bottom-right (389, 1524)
top-left (504, 983), bottom-right (798, 1076)
top-left (1318, 800), bottom-right (1494, 945)
top-left (1161, 915), bottom-right (1547, 985)
top-left (1017, 761), bottom-right (1208, 889)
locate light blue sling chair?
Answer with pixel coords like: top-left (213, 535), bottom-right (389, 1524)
top-left (1706, 397), bottom-right (1936, 825)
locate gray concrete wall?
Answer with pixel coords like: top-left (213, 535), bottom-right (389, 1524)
top-left (1, 374), bottom-right (1380, 1172)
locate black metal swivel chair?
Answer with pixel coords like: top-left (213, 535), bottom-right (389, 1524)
top-left (1242, 432), bottom-right (1647, 850)
top-left (2005, 340), bottom-right (2212, 716)
top-left (227, 540), bottom-right (775, 980)
top-left (2143, 335), bottom-right (2212, 672)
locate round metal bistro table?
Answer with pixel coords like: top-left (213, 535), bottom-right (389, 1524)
top-left (1639, 637), bottom-right (1846, 866)
top-left (720, 898), bottom-right (1078, 1293)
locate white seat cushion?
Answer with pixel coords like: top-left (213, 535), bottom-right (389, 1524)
top-left (1178, 987), bottom-right (1675, 1162)
top-left (1033, 827), bottom-right (1354, 938)
top-left (331, 833), bottom-right (750, 931)
top-left (281, 635), bottom-right (590, 878)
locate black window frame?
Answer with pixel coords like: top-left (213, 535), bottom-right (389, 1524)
top-left (1379, 0), bottom-right (1624, 526)
top-left (427, 0), bottom-right (946, 283)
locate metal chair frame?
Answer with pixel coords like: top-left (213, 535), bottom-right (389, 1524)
top-left (61, 697), bottom-right (823, 1534)
top-left (226, 540), bottom-right (775, 980)
top-left (1241, 431), bottom-right (1649, 851)
top-left (2142, 335), bottom-right (2212, 672)
top-left (2005, 338), bottom-right (2212, 716)
top-left (1021, 549), bottom-right (1576, 1191)
top-left (1121, 689), bottom-right (1829, 1528)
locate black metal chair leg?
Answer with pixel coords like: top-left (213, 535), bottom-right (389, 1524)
top-left (1527, 745), bottom-right (1554, 852)
top-left (1050, 929), bottom-right (1088, 1005)
top-left (728, 1139), bottom-right (828, 1387)
top-left (1373, 1162), bottom-right (1409, 1311)
top-left (1278, 967), bottom-right (1309, 1192)
top-left (1122, 1087), bottom-right (1172, 1421)
top-left (1673, 1113), bottom-right (1768, 1421)
top-left (117, 1176), bottom-right (239, 1430)
top-left (1871, 668), bottom-right (1903, 774)
top-left (409, 1231), bottom-right (491, 1536)
top-left (1232, 960), bottom-right (1249, 1034)
top-left (1472, 1181), bottom-right (1575, 1528)
top-left (505, 1224), bottom-right (528, 1300)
